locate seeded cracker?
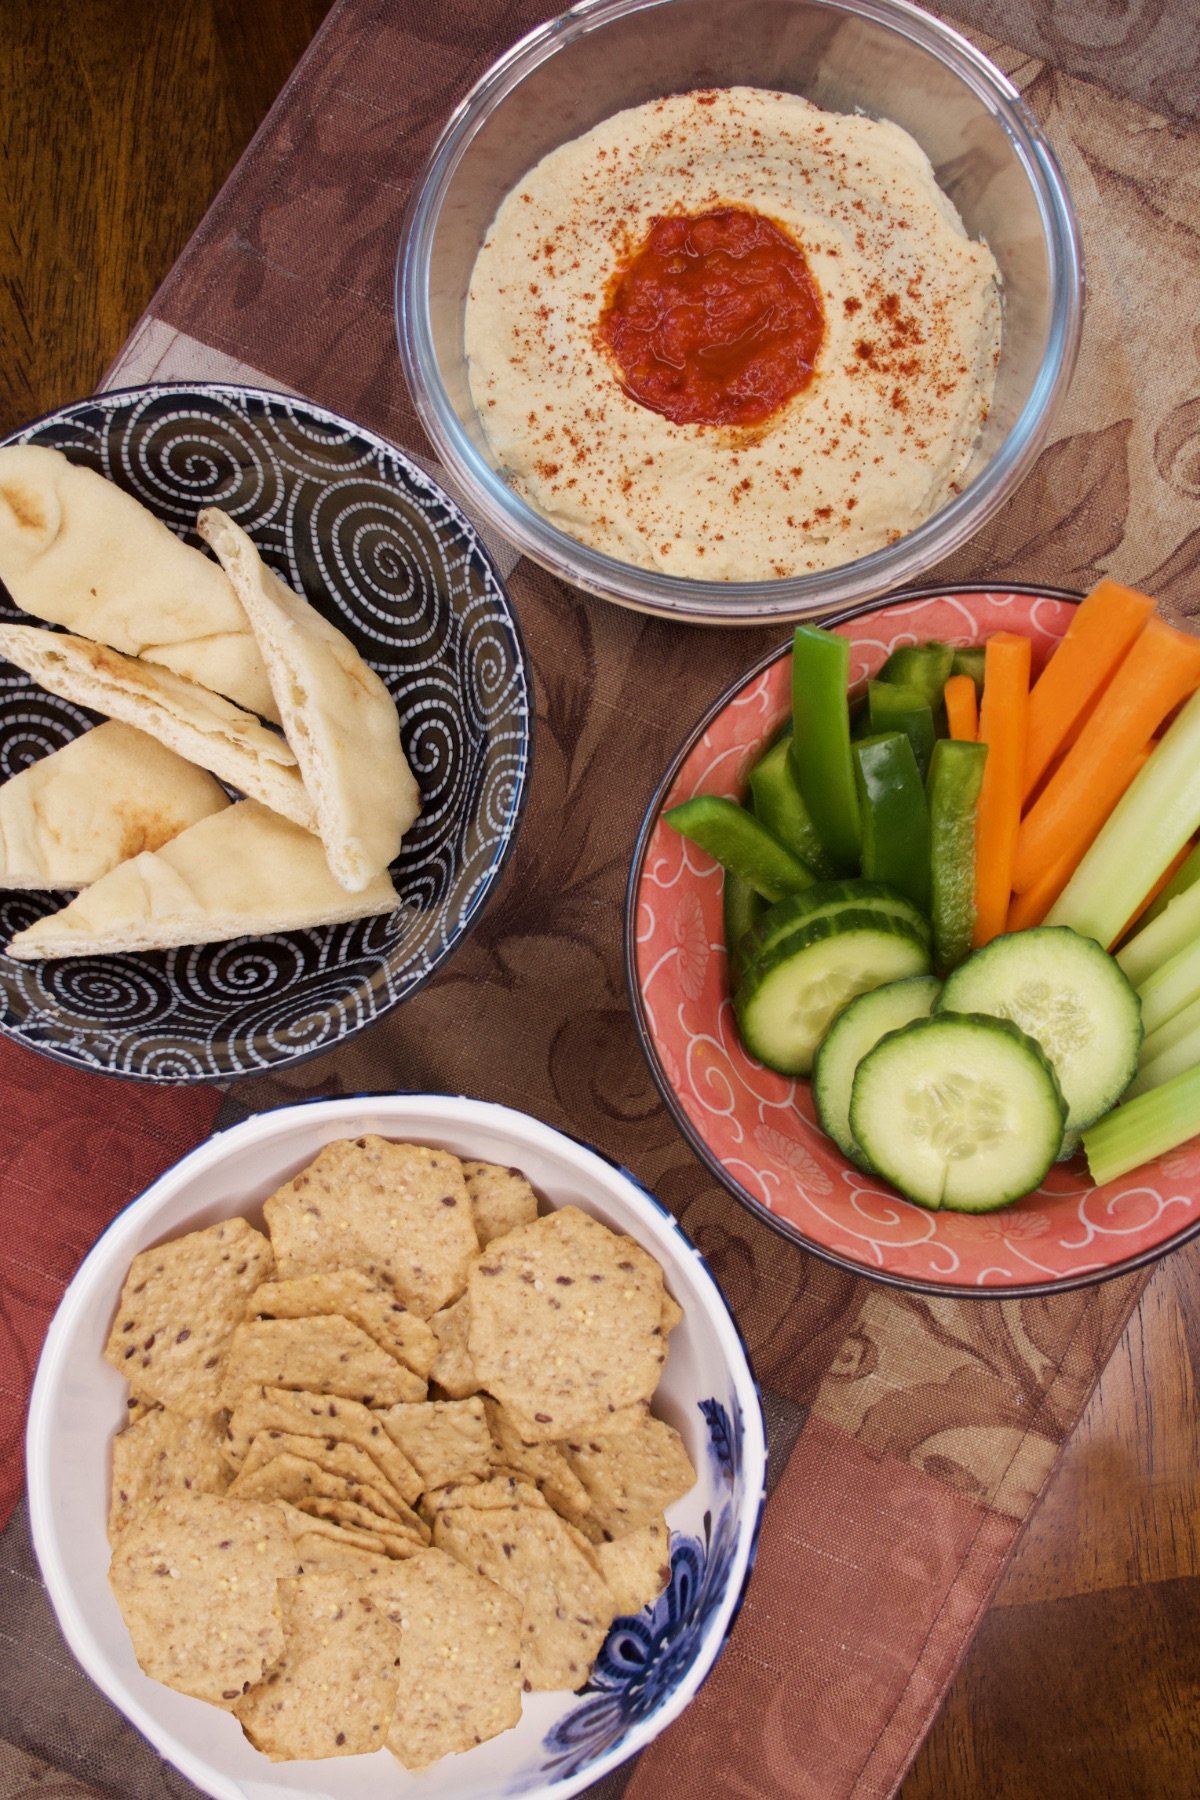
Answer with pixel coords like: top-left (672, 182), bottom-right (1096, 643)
top-left (237, 1431), bottom-right (417, 1515)
top-left (595, 1517), bottom-right (672, 1615)
top-left (468, 1206), bottom-right (666, 1440)
top-left (235, 1572), bottom-right (401, 1759)
top-left (378, 1396), bottom-right (495, 1492)
top-left (222, 1385), bottom-right (422, 1502)
top-left (108, 1409), bottom-right (230, 1542)
top-left (428, 1293), bottom-right (478, 1398)
top-left (425, 1474), bottom-right (548, 1517)
top-left (108, 1493), bottom-right (301, 1707)
top-left (483, 1399), bottom-right (591, 1519)
top-left (272, 1500), bottom-right (392, 1556)
top-left (434, 1501), bottom-right (617, 1690)
top-left (563, 1412), bottom-right (696, 1537)
top-left (217, 1316), bottom-right (425, 1408)
top-left (291, 1532), bottom-right (394, 1576)
top-left (104, 1217), bottom-right (273, 1416)
top-left (263, 1136), bottom-right (478, 1317)
top-left (461, 1160), bottom-right (539, 1246)
top-left (249, 1269), bottom-right (437, 1377)
top-left (229, 1450), bottom-right (426, 1537)
top-left (299, 1496), bottom-right (430, 1555)
top-left (369, 1549), bottom-right (523, 1768)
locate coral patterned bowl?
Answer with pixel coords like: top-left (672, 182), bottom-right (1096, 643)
top-left (626, 587), bottom-right (1200, 1297)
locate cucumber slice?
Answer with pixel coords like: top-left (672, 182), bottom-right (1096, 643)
top-left (735, 909), bottom-right (931, 1076)
top-left (740, 879), bottom-right (932, 974)
top-left (850, 1013), bottom-right (1066, 1211)
top-left (937, 926), bottom-right (1142, 1130)
top-left (813, 975), bottom-right (941, 1165)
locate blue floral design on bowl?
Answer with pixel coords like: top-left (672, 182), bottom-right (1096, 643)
top-left (530, 1394), bottom-right (749, 1787)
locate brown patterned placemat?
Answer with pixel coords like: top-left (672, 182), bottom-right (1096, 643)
top-left (2, 2), bottom-right (1197, 1796)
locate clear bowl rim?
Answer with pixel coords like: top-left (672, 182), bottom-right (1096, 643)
top-left (396, 0), bottom-right (1085, 624)
top-left (622, 581), bottom-right (1200, 1298)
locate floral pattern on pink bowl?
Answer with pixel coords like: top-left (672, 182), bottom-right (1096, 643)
top-left (627, 587), bottom-right (1200, 1296)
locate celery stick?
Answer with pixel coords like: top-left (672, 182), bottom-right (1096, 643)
top-left (1047, 688), bottom-right (1200, 947)
top-left (1126, 1021), bottom-right (1200, 1098)
top-left (1137, 936), bottom-right (1200, 1038)
top-left (1139, 842), bottom-right (1200, 931)
top-left (1083, 1060), bottom-right (1200, 1186)
top-left (1117, 878), bottom-right (1200, 987)
top-left (1139, 991), bottom-right (1200, 1066)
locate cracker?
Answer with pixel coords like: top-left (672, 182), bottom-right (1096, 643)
top-left (104, 1217), bottom-right (273, 1416)
top-left (299, 1496), bottom-right (429, 1555)
top-left (424, 1475), bottom-right (548, 1518)
top-left (595, 1518), bottom-right (672, 1616)
top-left (235, 1571), bottom-right (400, 1759)
top-left (483, 1399), bottom-right (591, 1520)
top-left (378, 1397), bottom-right (495, 1493)
top-left (229, 1450), bottom-right (421, 1535)
top-left (222, 1385), bottom-right (422, 1503)
top-left (108, 1493), bottom-right (301, 1708)
top-left (662, 1291), bottom-right (683, 1336)
top-left (249, 1269), bottom-right (437, 1377)
top-left (263, 1136), bottom-right (478, 1317)
top-left (272, 1500), bottom-right (391, 1557)
top-left (461, 1160), bottom-right (539, 1247)
top-left (368, 1549), bottom-right (523, 1768)
top-left (291, 1532), bottom-right (396, 1577)
top-left (563, 1413), bottom-right (696, 1538)
top-left (467, 1206), bottom-right (666, 1440)
top-left (217, 1317), bottom-right (425, 1408)
top-left (434, 1502), bottom-right (616, 1691)
top-left (239, 1430), bottom-right (416, 1516)
top-left (108, 1408), bottom-right (230, 1542)
top-left (428, 1294), bottom-right (478, 1399)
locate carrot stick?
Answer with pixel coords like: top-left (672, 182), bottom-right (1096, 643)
top-left (1006, 744), bottom-right (1154, 932)
top-left (1110, 837), bottom-right (1195, 948)
top-left (1013, 618), bottom-right (1200, 895)
top-left (973, 632), bottom-right (1031, 947)
top-left (944, 673), bottom-right (977, 742)
top-left (1022, 578), bottom-right (1155, 802)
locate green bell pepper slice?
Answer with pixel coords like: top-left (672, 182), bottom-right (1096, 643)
top-left (852, 732), bottom-right (932, 914)
top-left (926, 738), bottom-right (988, 972)
top-left (876, 641), bottom-right (954, 707)
top-left (748, 736), bottom-right (836, 880)
top-left (664, 795), bottom-right (815, 902)
top-left (950, 645), bottom-right (987, 695)
top-left (723, 869), bottom-right (766, 987)
top-left (789, 626), bottom-right (861, 873)
top-left (866, 680), bottom-right (936, 781)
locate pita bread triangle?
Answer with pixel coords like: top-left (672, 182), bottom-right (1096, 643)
top-left (7, 801), bottom-right (399, 960)
top-left (198, 509), bottom-right (420, 893)
top-left (0, 721), bottom-right (229, 890)
top-left (0, 444), bottom-right (280, 722)
top-left (0, 623), bottom-right (315, 831)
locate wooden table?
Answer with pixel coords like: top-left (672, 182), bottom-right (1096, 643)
top-left (3, 2), bottom-right (1198, 1793)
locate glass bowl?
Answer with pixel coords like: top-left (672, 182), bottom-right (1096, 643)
top-left (397, 0), bottom-right (1083, 624)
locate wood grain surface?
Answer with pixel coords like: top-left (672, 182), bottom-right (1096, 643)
top-left (2, 3), bottom-right (1199, 1796)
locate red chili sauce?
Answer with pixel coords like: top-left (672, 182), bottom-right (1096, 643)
top-left (598, 206), bottom-right (825, 429)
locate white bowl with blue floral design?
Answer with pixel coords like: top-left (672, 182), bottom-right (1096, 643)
top-left (28, 1094), bottom-right (767, 1800)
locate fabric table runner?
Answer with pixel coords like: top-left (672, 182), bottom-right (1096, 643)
top-left (2, 1), bottom-right (1198, 1795)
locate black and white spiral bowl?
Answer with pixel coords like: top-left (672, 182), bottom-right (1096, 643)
top-left (0, 384), bottom-right (532, 1082)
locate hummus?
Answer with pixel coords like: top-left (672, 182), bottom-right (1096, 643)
top-left (464, 87), bottom-right (1001, 581)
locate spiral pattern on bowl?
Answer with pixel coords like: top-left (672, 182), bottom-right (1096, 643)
top-left (0, 384), bottom-right (531, 1081)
